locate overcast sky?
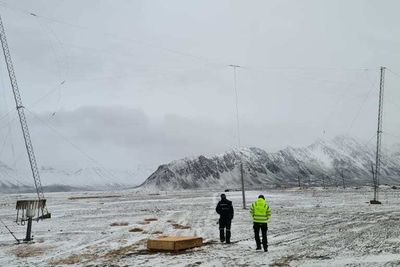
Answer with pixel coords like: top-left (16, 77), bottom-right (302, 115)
top-left (0, 0), bottom-right (399, 183)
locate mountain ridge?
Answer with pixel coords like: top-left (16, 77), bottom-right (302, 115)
top-left (0, 165), bottom-right (150, 193)
top-left (140, 136), bottom-right (400, 190)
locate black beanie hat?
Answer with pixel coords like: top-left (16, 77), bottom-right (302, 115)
top-left (221, 194), bottom-right (226, 199)
top-left (258, 195), bottom-right (265, 199)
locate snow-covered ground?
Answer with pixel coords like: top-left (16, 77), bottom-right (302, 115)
top-left (1, 187), bottom-right (400, 266)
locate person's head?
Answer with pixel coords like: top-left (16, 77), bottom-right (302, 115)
top-left (220, 194), bottom-right (226, 200)
top-left (258, 195), bottom-right (265, 199)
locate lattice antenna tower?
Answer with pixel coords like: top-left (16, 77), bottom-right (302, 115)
top-left (370, 66), bottom-right (385, 205)
top-left (0, 14), bottom-right (50, 241)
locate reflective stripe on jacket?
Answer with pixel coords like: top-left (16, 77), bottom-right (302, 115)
top-left (250, 198), bottom-right (271, 223)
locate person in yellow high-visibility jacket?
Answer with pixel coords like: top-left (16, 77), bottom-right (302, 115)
top-left (250, 195), bottom-right (271, 252)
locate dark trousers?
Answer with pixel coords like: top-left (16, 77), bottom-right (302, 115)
top-left (253, 222), bottom-right (268, 249)
top-left (219, 218), bottom-right (232, 242)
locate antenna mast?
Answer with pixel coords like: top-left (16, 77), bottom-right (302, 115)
top-left (229, 64), bottom-right (246, 209)
top-left (0, 15), bottom-right (50, 218)
top-left (371, 66), bottom-right (385, 205)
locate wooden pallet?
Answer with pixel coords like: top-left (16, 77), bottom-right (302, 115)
top-left (147, 236), bottom-right (203, 251)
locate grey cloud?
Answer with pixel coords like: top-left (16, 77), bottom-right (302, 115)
top-left (0, 0), bottom-right (399, 183)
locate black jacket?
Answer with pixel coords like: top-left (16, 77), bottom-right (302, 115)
top-left (216, 199), bottom-right (234, 220)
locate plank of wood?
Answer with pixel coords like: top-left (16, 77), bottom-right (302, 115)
top-left (147, 236), bottom-right (203, 251)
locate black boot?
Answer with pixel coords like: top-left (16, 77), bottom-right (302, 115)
top-left (226, 229), bottom-right (231, 244)
top-left (263, 241), bottom-right (268, 252)
top-left (220, 228), bottom-right (225, 242)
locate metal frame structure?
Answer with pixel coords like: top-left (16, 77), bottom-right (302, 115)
top-left (371, 66), bottom-right (385, 204)
top-left (0, 15), bottom-right (49, 216)
top-left (16, 200), bottom-right (47, 241)
top-left (0, 14), bottom-right (50, 243)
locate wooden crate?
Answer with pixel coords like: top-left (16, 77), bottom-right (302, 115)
top-left (147, 236), bottom-right (203, 251)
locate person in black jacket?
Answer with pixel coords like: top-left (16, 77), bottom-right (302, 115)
top-left (216, 193), bottom-right (234, 244)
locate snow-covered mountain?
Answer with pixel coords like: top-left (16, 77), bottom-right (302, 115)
top-left (0, 163), bottom-right (151, 193)
top-left (0, 161), bottom-right (33, 193)
top-left (140, 136), bottom-right (400, 190)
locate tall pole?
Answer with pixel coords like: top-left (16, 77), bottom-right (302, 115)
top-left (230, 64), bottom-right (246, 209)
top-left (372, 66), bottom-right (385, 204)
top-left (230, 65), bottom-right (241, 147)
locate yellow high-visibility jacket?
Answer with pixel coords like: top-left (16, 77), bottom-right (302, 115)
top-left (250, 198), bottom-right (271, 223)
